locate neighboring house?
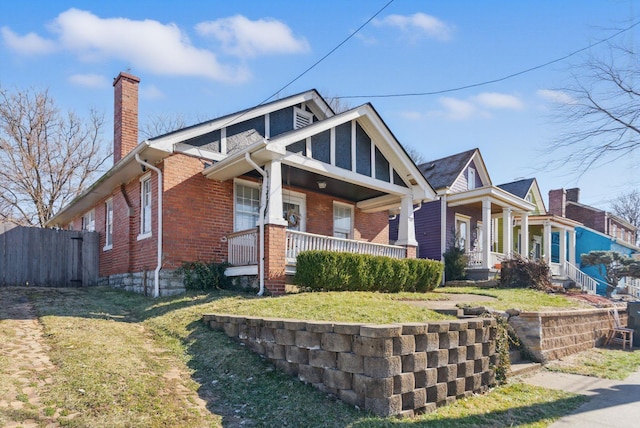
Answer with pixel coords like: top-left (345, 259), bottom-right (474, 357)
top-left (391, 148), bottom-right (535, 280)
top-left (498, 178), bottom-right (582, 277)
top-left (549, 188), bottom-right (640, 294)
top-left (46, 72), bottom-right (436, 296)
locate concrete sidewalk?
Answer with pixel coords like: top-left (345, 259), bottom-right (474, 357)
top-left (520, 365), bottom-right (640, 427)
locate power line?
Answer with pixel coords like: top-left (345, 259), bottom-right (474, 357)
top-left (256, 0), bottom-right (395, 106)
top-left (336, 19), bottom-right (640, 99)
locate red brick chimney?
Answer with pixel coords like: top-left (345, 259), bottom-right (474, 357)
top-left (113, 72), bottom-right (140, 164)
top-left (548, 189), bottom-right (566, 217)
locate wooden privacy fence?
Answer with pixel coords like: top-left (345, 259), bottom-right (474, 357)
top-left (0, 225), bottom-right (99, 287)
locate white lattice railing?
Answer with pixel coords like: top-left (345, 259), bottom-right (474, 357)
top-left (625, 277), bottom-right (640, 298)
top-left (465, 249), bottom-right (505, 268)
top-left (227, 228), bottom-right (258, 266)
top-left (286, 230), bottom-right (406, 264)
top-left (564, 261), bottom-right (597, 295)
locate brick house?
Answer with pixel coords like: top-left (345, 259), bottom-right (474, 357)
top-left (46, 72), bottom-right (435, 296)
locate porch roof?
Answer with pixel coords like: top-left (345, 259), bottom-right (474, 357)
top-left (445, 185), bottom-right (535, 213)
top-left (518, 214), bottom-right (583, 231)
top-left (202, 104), bottom-right (436, 210)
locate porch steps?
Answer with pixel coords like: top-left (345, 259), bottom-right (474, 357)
top-left (508, 349), bottom-right (541, 378)
top-left (432, 308), bottom-right (464, 317)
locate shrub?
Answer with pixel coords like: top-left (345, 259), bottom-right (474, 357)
top-left (178, 261), bottom-right (231, 290)
top-left (499, 254), bottom-right (552, 290)
top-left (443, 246), bottom-right (467, 281)
top-left (294, 251), bottom-right (443, 293)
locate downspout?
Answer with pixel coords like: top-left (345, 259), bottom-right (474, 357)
top-left (244, 153), bottom-right (267, 296)
top-left (135, 154), bottom-right (162, 298)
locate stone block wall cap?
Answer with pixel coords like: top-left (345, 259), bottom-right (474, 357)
top-left (360, 324), bottom-right (403, 338)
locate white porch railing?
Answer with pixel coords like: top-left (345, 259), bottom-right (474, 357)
top-left (625, 277), bottom-right (640, 298)
top-left (465, 249), bottom-right (504, 269)
top-left (286, 230), bottom-right (406, 264)
top-left (564, 261), bottom-right (597, 295)
top-left (227, 228), bottom-right (258, 266)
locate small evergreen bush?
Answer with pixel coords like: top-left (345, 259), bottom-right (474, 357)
top-left (178, 261), bottom-right (231, 290)
top-left (443, 246), bottom-right (467, 281)
top-left (294, 251), bottom-right (443, 293)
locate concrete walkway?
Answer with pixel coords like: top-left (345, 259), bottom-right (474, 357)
top-left (521, 364), bottom-right (640, 427)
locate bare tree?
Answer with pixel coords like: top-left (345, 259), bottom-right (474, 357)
top-left (0, 86), bottom-right (110, 227)
top-left (547, 39), bottom-right (640, 172)
top-left (611, 189), bottom-right (640, 244)
top-left (140, 112), bottom-right (188, 140)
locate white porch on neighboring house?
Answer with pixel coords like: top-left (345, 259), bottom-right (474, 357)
top-left (515, 215), bottom-right (581, 277)
top-left (440, 186), bottom-right (536, 280)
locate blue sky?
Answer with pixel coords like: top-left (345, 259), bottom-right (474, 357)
top-left (1, 0), bottom-right (638, 210)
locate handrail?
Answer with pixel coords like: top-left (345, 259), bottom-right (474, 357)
top-left (564, 261), bottom-right (597, 295)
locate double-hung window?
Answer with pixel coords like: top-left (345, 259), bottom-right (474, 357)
top-left (139, 174), bottom-right (152, 238)
top-left (82, 210), bottom-right (95, 232)
top-left (234, 180), bottom-right (261, 231)
top-left (333, 203), bottom-right (353, 239)
top-left (104, 198), bottom-right (113, 250)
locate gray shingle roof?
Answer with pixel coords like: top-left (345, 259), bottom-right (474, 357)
top-left (497, 178), bottom-right (534, 199)
top-left (418, 148), bottom-right (477, 190)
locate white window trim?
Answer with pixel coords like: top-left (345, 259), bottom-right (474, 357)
top-left (234, 178), bottom-right (261, 232)
top-left (468, 167), bottom-right (476, 190)
top-left (333, 201), bottom-right (354, 239)
top-left (82, 209), bottom-right (95, 232)
top-left (283, 190), bottom-right (307, 232)
top-left (103, 198), bottom-right (113, 251)
top-left (454, 213), bottom-right (471, 250)
top-left (138, 173), bottom-right (152, 240)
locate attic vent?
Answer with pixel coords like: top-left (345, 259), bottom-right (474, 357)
top-left (294, 106), bottom-right (313, 129)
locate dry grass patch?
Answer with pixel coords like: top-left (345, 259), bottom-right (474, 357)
top-left (545, 347), bottom-right (640, 380)
top-left (435, 287), bottom-right (592, 311)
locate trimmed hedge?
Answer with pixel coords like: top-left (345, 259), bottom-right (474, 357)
top-left (294, 250), bottom-right (443, 293)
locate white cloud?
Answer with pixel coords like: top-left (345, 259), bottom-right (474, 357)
top-left (439, 97), bottom-right (477, 120)
top-left (196, 15), bottom-right (309, 58)
top-left (472, 92), bottom-right (524, 110)
top-left (1, 27), bottom-right (56, 55)
top-left (429, 92), bottom-right (524, 121)
top-left (141, 84), bottom-right (164, 100)
top-left (3, 8), bottom-right (251, 82)
top-left (399, 110), bottom-right (423, 121)
top-left (537, 89), bottom-right (575, 104)
top-left (68, 73), bottom-right (109, 88)
top-left (374, 13), bottom-right (453, 41)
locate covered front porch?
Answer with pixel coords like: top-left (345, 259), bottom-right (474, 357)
top-left (441, 186), bottom-right (536, 280)
top-left (227, 227), bottom-right (407, 276)
top-left (203, 104), bottom-right (435, 293)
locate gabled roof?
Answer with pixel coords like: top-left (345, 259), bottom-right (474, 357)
top-left (418, 148), bottom-right (491, 191)
top-left (46, 89), bottom-right (334, 227)
top-left (498, 178), bottom-right (534, 199)
top-left (203, 102), bottom-right (437, 208)
top-left (498, 177), bottom-right (547, 214)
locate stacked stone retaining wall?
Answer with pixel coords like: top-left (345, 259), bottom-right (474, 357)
top-left (508, 306), bottom-right (628, 363)
top-left (204, 314), bottom-right (498, 417)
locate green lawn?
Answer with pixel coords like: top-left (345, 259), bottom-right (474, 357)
top-left (0, 286), bottom-right (594, 427)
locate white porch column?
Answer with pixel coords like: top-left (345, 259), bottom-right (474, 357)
top-left (502, 208), bottom-right (513, 259)
top-left (265, 160), bottom-right (288, 226)
top-left (482, 198), bottom-right (491, 269)
top-left (559, 227), bottom-right (567, 275)
top-left (520, 212), bottom-right (529, 258)
top-left (396, 194), bottom-right (418, 247)
top-left (543, 220), bottom-right (552, 264)
top-left (440, 194), bottom-right (447, 262)
top-left (569, 229), bottom-right (576, 264)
